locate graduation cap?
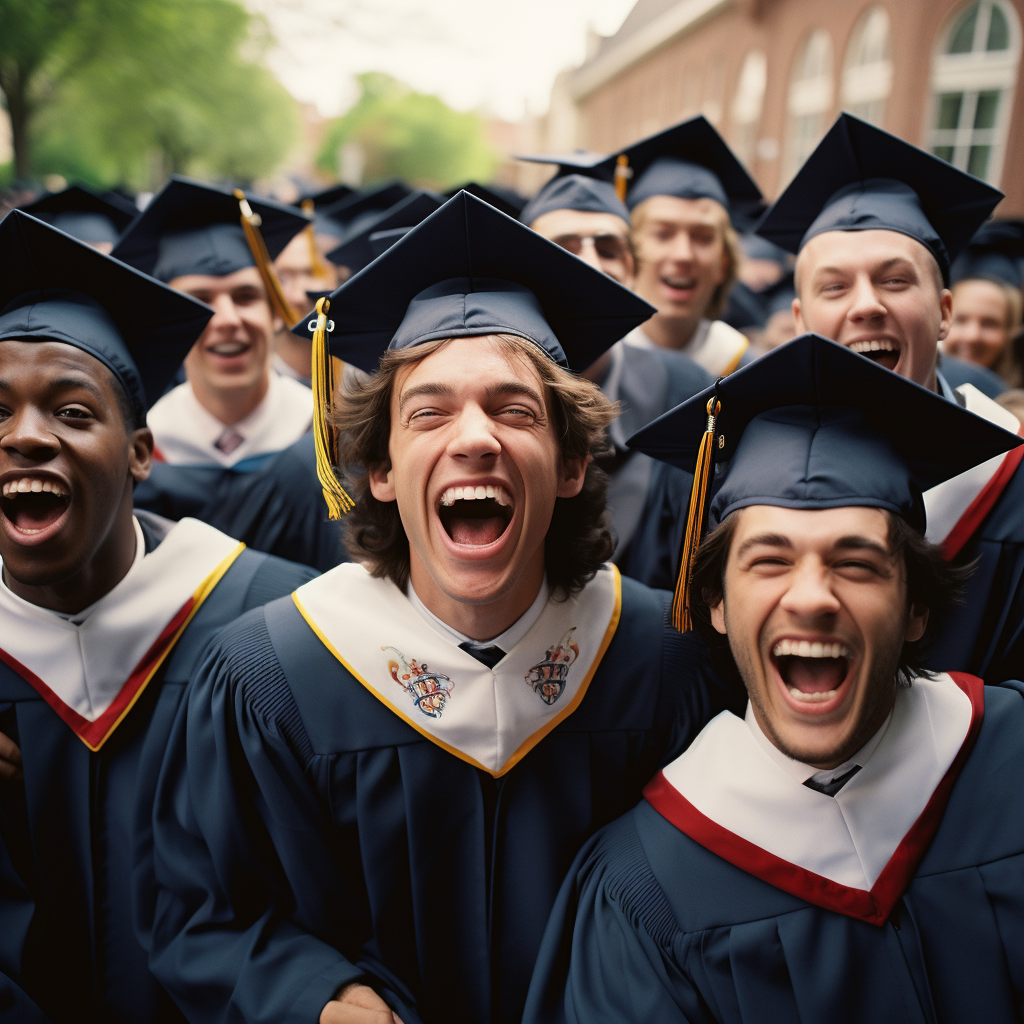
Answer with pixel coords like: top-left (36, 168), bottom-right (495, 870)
top-left (761, 271), bottom-right (797, 318)
top-left (628, 333), bottom-right (1022, 630)
top-left (110, 176), bottom-right (310, 321)
top-left (756, 114), bottom-right (1004, 285)
top-left (320, 181), bottom-right (413, 227)
top-left (519, 174), bottom-right (630, 227)
top-left (368, 227), bottom-right (410, 260)
top-left (950, 219), bottom-right (1024, 289)
top-left (326, 190), bottom-right (445, 275)
top-left (297, 183), bottom-right (356, 210)
top-left (514, 150), bottom-right (613, 180)
top-left (444, 182), bottom-right (527, 219)
top-left (18, 186), bottom-right (136, 247)
top-left (292, 191), bottom-right (655, 520)
top-left (0, 211), bottom-right (213, 420)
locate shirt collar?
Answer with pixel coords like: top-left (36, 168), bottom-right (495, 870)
top-left (407, 575), bottom-right (550, 653)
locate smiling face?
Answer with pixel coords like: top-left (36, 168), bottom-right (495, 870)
top-left (709, 505), bottom-right (927, 768)
top-left (794, 229), bottom-right (952, 391)
top-left (274, 230), bottom-right (339, 317)
top-left (529, 208), bottom-right (634, 286)
top-left (0, 340), bottom-right (152, 611)
top-left (631, 195), bottom-right (731, 324)
top-left (171, 266), bottom-right (276, 402)
top-left (945, 278), bottom-right (1016, 369)
top-left (367, 336), bottom-right (587, 638)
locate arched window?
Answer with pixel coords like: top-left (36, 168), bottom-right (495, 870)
top-left (841, 6), bottom-right (893, 125)
top-left (785, 30), bottom-right (835, 181)
top-left (928, 0), bottom-right (1021, 183)
top-left (731, 49), bottom-right (767, 167)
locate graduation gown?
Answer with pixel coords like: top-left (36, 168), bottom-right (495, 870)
top-left (0, 512), bottom-right (315, 1024)
top-left (147, 562), bottom-right (739, 1024)
top-left (924, 382), bottom-right (1024, 681)
top-left (524, 673), bottom-right (1024, 1024)
top-left (135, 433), bottom-right (347, 572)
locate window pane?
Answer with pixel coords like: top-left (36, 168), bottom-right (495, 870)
top-left (936, 92), bottom-right (964, 129)
top-left (967, 144), bottom-right (991, 177)
top-left (987, 3), bottom-right (1010, 49)
top-left (974, 89), bottom-right (1000, 128)
top-left (947, 1), bottom-right (980, 53)
top-left (933, 145), bottom-right (956, 162)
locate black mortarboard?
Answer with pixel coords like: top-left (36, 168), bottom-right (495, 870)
top-left (756, 114), bottom-right (1004, 284)
top-left (628, 333), bottom-right (1021, 629)
top-left (320, 181), bottom-right (413, 227)
top-left (444, 182), bottom-right (527, 219)
top-left (298, 183), bottom-right (356, 209)
top-left (519, 174), bottom-right (630, 227)
top-left (293, 191), bottom-right (655, 374)
top-left (742, 233), bottom-right (791, 266)
top-left (368, 227), bottom-right (409, 259)
top-left (950, 219), bottom-right (1024, 289)
top-left (18, 186), bottom-right (136, 246)
top-left (514, 150), bottom-right (613, 179)
top-left (0, 212), bottom-right (213, 418)
top-left (111, 176), bottom-right (310, 283)
top-left (326, 190), bottom-right (445, 274)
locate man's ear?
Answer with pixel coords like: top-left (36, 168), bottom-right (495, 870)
top-left (937, 288), bottom-right (953, 342)
top-left (708, 591), bottom-right (727, 635)
top-left (367, 461), bottom-right (396, 502)
top-left (556, 454), bottom-right (590, 499)
top-left (792, 296), bottom-right (805, 334)
top-left (905, 602), bottom-right (929, 644)
top-left (129, 427), bottom-right (155, 484)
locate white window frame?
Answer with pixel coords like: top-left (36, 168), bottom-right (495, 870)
top-left (841, 5), bottom-right (893, 125)
top-left (785, 29), bottom-right (835, 182)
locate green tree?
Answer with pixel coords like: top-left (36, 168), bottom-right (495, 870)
top-left (317, 72), bottom-right (499, 191)
top-left (0, 0), bottom-right (298, 187)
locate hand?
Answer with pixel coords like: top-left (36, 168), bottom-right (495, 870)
top-left (320, 983), bottom-right (404, 1024)
top-left (0, 731), bottom-right (22, 782)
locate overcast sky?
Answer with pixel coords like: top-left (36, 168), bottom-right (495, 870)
top-left (246, 0), bottom-right (637, 121)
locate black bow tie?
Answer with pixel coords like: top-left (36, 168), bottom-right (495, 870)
top-left (458, 642), bottom-right (506, 669)
top-left (803, 764), bottom-right (862, 798)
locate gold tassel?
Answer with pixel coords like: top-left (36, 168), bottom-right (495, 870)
top-left (234, 189), bottom-right (300, 325)
top-left (300, 198), bottom-right (332, 281)
top-left (614, 154), bottom-right (631, 202)
top-left (672, 396), bottom-right (721, 633)
top-left (309, 297), bottom-right (355, 519)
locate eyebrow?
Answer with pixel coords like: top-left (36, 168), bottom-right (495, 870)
top-left (398, 379), bottom-right (545, 412)
top-left (0, 374), bottom-right (106, 401)
top-left (813, 256), bottom-right (916, 279)
top-left (736, 532), bottom-right (891, 558)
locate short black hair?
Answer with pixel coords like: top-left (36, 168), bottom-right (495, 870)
top-left (689, 509), bottom-right (974, 686)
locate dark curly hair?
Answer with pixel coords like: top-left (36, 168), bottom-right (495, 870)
top-left (688, 508), bottom-right (974, 687)
top-left (333, 334), bottom-right (619, 597)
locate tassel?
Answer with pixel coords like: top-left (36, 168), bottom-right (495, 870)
top-left (614, 154), bottom-right (631, 202)
top-left (234, 189), bottom-right (300, 325)
top-left (309, 297), bottom-right (355, 519)
top-left (300, 199), bottom-right (332, 281)
top-left (672, 395), bottom-right (721, 633)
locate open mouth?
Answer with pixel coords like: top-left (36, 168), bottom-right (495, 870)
top-left (770, 638), bottom-right (853, 705)
top-left (847, 338), bottom-right (899, 372)
top-left (0, 478), bottom-right (71, 537)
top-left (661, 275), bottom-right (697, 297)
top-left (207, 341), bottom-right (251, 359)
top-left (438, 484), bottom-right (514, 547)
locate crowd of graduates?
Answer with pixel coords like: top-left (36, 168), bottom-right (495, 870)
top-left (0, 109), bottom-right (1022, 1024)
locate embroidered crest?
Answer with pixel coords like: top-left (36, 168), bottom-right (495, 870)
top-left (524, 627), bottom-right (579, 705)
top-left (382, 646), bottom-right (454, 718)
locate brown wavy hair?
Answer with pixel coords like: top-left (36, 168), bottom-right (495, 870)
top-left (333, 334), bottom-right (618, 596)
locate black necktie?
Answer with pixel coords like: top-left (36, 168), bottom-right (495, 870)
top-left (803, 764), bottom-right (862, 798)
top-left (458, 642), bottom-right (506, 669)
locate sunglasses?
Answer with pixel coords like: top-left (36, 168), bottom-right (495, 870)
top-left (551, 233), bottom-right (631, 262)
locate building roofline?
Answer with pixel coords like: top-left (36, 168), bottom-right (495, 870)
top-left (570, 0), bottom-right (734, 100)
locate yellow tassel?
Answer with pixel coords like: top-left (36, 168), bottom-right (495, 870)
top-left (300, 199), bottom-right (332, 281)
top-left (234, 189), bottom-right (300, 325)
top-left (672, 396), bottom-right (721, 633)
top-left (614, 154), bottom-right (631, 202)
top-left (310, 297), bottom-right (355, 519)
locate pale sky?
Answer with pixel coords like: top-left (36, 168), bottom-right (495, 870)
top-left (246, 0), bottom-right (637, 121)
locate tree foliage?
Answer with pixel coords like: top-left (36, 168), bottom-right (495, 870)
top-left (0, 0), bottom-right (298, 187)
top-left (317, 72), bottom-right (499, 191)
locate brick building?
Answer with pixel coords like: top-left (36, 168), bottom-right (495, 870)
top-left (532, 0), bottom-right (1024, 214)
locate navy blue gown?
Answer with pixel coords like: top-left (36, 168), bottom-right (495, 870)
top-left (0, 513), bottom-right (315, 1024)
top-left (146, 578), bottom-right (740, 1024)
top-left (523, 681), bottom-right (1024, 1024)
top-left (134, 434), bottom-right (347, 572)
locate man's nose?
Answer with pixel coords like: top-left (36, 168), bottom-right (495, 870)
top-left (448, 405), bottom-right (502, 460)
top-left (846, 277), bottom-right (887, 321)
top-left (208, 293), bottom-right (243, 328)
top-left (779, 561), bottom-right (842, 619)
top-left (0, 408), bottom-right (61, 460)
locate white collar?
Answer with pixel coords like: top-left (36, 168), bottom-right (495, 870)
top-left (0, 518), bottom-right (243, 749)
top-left (744, 700), bottom-right (891, 788)
top-left (147, 373), bottom-right (313, 468)
top-left (407, 575), bottom-right (550, 653)
top-left (293, 562), bottom-right (621, 775)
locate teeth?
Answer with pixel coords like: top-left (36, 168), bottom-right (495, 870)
top-left (849, 339), bottom-right (897, 354)
top-left (2, 478), bottom-right (68, 499)
top-left (439, 485), bottom-right (512, 508)
top-left (772, 639), bottom-right (850, 659)
top-left (787, 686), bottom-right (839, 703)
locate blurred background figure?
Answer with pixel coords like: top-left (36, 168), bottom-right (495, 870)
top-left (17, 185), bottom-right (136, 253)
top-left (943, 219), bottom-right (1024, 386)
